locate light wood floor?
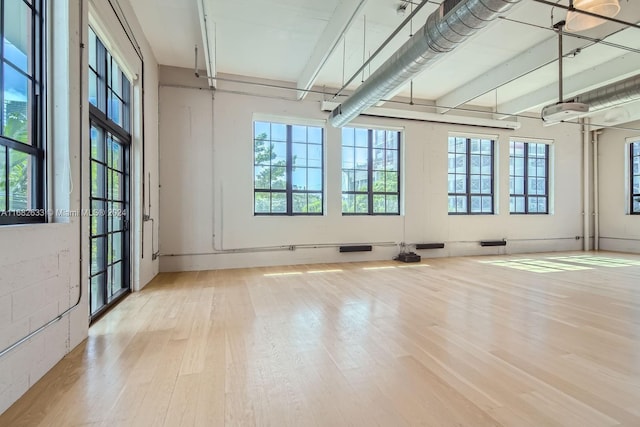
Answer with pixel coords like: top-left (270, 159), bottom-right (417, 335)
top-left (2, 252), bottom-right (640, 427)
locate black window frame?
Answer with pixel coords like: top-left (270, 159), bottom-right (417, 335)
top-left (253, 121), bottom-right (324, 216)
top-left (448, 136), bottom-right (494, 215)
top-left (632, 141), bottom-right (640, 215)
top-left (0, 0), bottom-right (46, 225)
top-left (509, 140), bottom-right (550, 215)
top-left (341, 127), bottom-right (401, 216)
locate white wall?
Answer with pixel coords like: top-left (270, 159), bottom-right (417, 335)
top-left (597, 122), bottom-right (640, 253)
top-left (0, 0), bottom-right (160, 414)
top-left (159, 68), bottom-right (587, 272)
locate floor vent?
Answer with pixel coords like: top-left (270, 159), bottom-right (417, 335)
top-left (339, 245), bottom-right (373, 253)
top-left (480, 240), bottom-right (507, 247)
top-left (415, 243), bottom-right (445, 250)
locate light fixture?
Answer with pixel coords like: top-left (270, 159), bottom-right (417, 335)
top-left (565, 0), bottom-right (621, 32)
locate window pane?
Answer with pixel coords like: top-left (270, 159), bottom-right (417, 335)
top-left (89, 71), bottom-right (98, 107)
top-left (292, 126), bottom-right (307, 143)
top-left (254, 166), bottom-right (270, 189)
top-left (355, 128), bottom-right (368, 147)
top-left (356, 194), bottom-right (368, 213)
top-left (481, 140), bottom-right (492, 154)
top-left (386, 195), bottom-right (399, 213)
top-left (271, 123), bottom-right (286, 142)
top-left (481, 155), bottom-right (492, 175)
top-left (342, 128), bottom-right (354, 146)
top-left (255, 192), bottom-right (270, 213)
top-left (308, 127), bottom-right (322, 144)
top-left (342, 147), bottom-right (355, 169)
top-left (271, 193), bottom-right (286, 213)
top-left (448, 196), bottom-right (456, 213)
top-left (385, 171), bottom-right (398, 192)
top-left (271, 167), bottom-right (286, 189)
top-left (292, 167), bottom-right (307, 190)
top-left (8, 149), bottom-right (30, 210)
top-left (386, 132), bottom-right (398, 150)
top-left (89, 28), bottom-right (97, 69)
top-left (255, 122), bottom-right (270, 140)
top-left (470, 155), bottom-right (480, 174)
top-left (455, 155), bottom-right (466, 174)
top-left (293, 193), bottom-right (307, 213)
top-left (91, 200), bottom-right (105, 236)
top-left (3, 63), bottom-right (31, 144)
top-left (342, 194), bottom-right (355, 213)
top-left (292, 143), bottom-right (307, 167)
top-left (456, 196), bottom-right (467, 212)
top-left (272, 142), bottom-right (287, 163)
top-left (448, 174), bottom-right (456, 193)
top-left (372, 171), bottom-right (385, 192)
top-left (372, 149), bottom-right (386, 170)
top-left (308, 193), bottom-right (322, 213)
top-left (481, 196), bottom-right (492, 213)
top-left (481, 177), bottom-right (492, 194)
top-left (308, 144), bottom-right (322, 168)
top-left (307, 168), bottom-right (322, 191)
top-left (456, 175), bottom-right (466, 193)
top-left (374, 130), bottom-right (386, 148)
top-left (373, 195), bottom-right (385, 213)
top-left (4, 0), bottom-right (32, 75)
top-left (91, 237), bottom-right (105, 275)
top-left (92, 161), bottom-right (105, 198)
top-left (634, 175), bottom-right (640, 194)
top-left (342, 170), bottom-right (355, 192)
top-left (470, 196), bottom-right (482, 213)
top-left (355, 147), bottom-right (368, 168)
top-left (470, 176), bottom-right (480, 193)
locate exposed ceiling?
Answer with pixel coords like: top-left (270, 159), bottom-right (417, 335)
top-left (129, 0), bottom-right (640, 128)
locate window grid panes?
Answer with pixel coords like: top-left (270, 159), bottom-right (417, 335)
top-left (0, 0), bottom-right (45, 224)
top-left (632, 141), bottom-right (640, 214)
top-left (510, 141), bottom-right (549, 214)
top-left (254, 121), bottom-right (324, 215)
top-left (88, 27), bottom-right (131, 133)
top-left (341, 127), bottom-right (400, 215)
top-left (448, 136), bottom-right (494, 214)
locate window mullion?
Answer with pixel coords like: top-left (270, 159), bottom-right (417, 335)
top-left (368, 130), bottom-right (373, 215)
top-left (286, 125), bottom-right (293, 215)
top-left (524, 143), bottom-right (529, 214)
top-left (469, 139), bottom-right (472, 213)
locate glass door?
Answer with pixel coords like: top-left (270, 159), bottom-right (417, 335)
top-left (89, 124), bottom-right (130, 317)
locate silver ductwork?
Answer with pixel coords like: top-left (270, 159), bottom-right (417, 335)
top-left (574, 74), bottom-right (640, 112)
top-left (329, 0), bottom-right (522, 127)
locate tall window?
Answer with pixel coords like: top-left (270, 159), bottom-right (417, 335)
top-left (448, 136), bottom-right (494, 214)
top-left (632, 141), bottom-right (640, 214)
top-left (88, 28), bottom-right (132, 317)
top-left (254, 121), bottom-right (323, 215)
top-left (341, 127), bottom-right (400, 215)
top-left (0, 0), bottom-right (45, 225)
top-left (510, 140), bottom-right (549, 214)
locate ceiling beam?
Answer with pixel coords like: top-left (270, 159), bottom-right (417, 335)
top-left (196, 0), bottom-right (216, 88)
top-left (496, 52), bottom-right (640, 118)
top-left (436, 35), bottom-right (591, 113)
top-left (296, 0), bottom-right (368, 100)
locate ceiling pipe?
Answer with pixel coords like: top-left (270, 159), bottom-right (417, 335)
top-left (574, 74), bottom-right (640, 113)
top-left (329, 0), bottom-right (522, 127)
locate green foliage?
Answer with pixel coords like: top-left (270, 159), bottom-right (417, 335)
top-left (1, 112), bottom-right (30, 210)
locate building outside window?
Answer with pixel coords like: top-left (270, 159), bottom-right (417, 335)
top-left (341, 127), bottom-right (400, 215)
top-left (448, 136), bottom-right (494, 214)
top-left (0, 0), bottom-right (45, 225)
top-left (254, 121), bottom-right (324, 215)
top-left (510, 140), bottom-right (549, 214)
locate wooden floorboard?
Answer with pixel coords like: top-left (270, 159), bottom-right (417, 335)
top-left (2, 251), bottom-right (640, 426)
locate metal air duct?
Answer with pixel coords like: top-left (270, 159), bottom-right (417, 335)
top-left (329, 0), bottom-right (522, 127)
top-left (574, 74), bottom-right (640, 112)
